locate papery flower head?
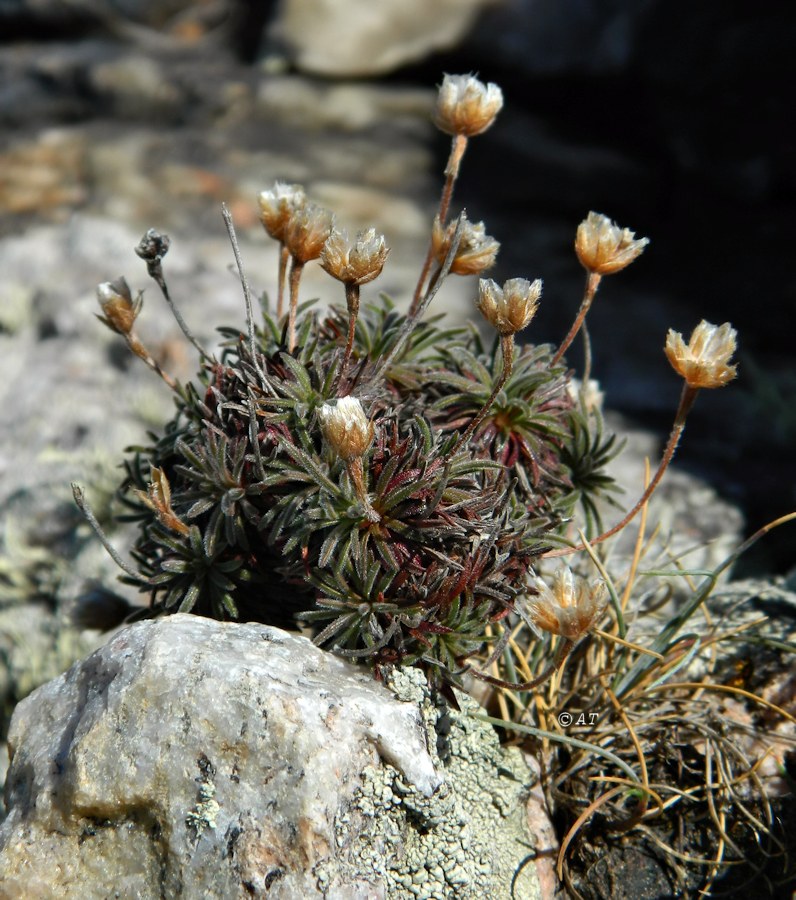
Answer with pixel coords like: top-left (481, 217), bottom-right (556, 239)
top-left (96, 277), bottom-right (141, 337)
top-left (283, 201), bottom-right (335, 264)
top-left (432, 215), bottom-right (499, 276)
top-left (575, 211), bottom-right (649, 276)
top-left (320, 227), bottom-right (389, 286)
top-left (526, 566), bottom-right (607, 641)
top-left (258, 182), bottom-right (307, 243)
top-left (434, 74), bottom-right (504, 137)
top-left (477, 277), bottom-right (542, 336)
top-left (318, 396), bottom-right (374, 461)
top-left (665, 320), bottom-right (738, 389)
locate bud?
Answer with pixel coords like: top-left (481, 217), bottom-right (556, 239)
top-left (135, 466), bottom-right (189, 536)
top-left (664, 320), bottom-right (738, 389)
top-left (477, 277), bottom-right (542, 336)
top-left (434, 74), bottom-right (504, 137)
top-left (432, 216), bottom-right (499, 276)
top-left (258, 182), bottom-right (306, 243)
top-left (526, 566), bottom-right (607, 641)
top-left (96, 277), bottom-right (141, 337)
top-left (575, 212), bottom-right (648, 276)
top-left (283, 201), bottom-right (335, 264)
top-left (135, 229), bottom-right (171, 265)
top-left (318, 396), bottom-right (374, 461)
top-left (320, 227), bottom-right (389, 286)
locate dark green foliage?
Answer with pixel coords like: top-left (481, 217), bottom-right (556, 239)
top-left (110, 290), bottom-right (620, 687)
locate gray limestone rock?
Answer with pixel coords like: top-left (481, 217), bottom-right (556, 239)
top-left (0, 614), bottom-right (541, 899)
top-left (269, 0), bottom-right (494, 77)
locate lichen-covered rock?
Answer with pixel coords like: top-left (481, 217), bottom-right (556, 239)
top-left (0, 615), bottom-right (541, 899)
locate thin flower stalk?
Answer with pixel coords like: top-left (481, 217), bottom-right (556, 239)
top-left (548, 321), bottom-right (737, 557)
top-left (135, 229), bottom-right (212, 364)
top-left (283, 202), bottom-right (334, 352)
top-left (320, 227), bottom-right (389, 386)
top-left (451, 332), bottom-right (515, 453)
top-left (258, 182), bottom-right (306, 319)
top-left (410, 74), bottom-right (503, 315)
top-left (452, 276), bottom-right (541, 453)
top-left (553, 212), bottom-right (648, 366)
top-left (552, 270), bottom-right (601, 366)
top-left (319, 397), bottom-right (379, 522)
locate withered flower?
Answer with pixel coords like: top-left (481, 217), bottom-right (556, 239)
top-left (321, 227), bottom-right (389, 286)
top-left (477, 277), bottom-right (542, 336)
top-left (284, 202), bottom-right (335, 264)
top-left (434, 74), bottom-right (504, 137)
top-left (96, 277), bottom-right (141, 338)
top-left (432, 215), bottom-right (499, 276)
top-left (575, 212), bottom-right (648, 276)
top-left (258, 182), bottom-right (306, 243)
top-left (135, 466), bottom-right (189, 536)
top-left (527, 566), bottom-right (607, 641)
top-left (665, 320), bottom-right (738, 389)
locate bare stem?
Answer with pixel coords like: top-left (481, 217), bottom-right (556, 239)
top-left (277, 243), bottom-right (289, 319)
top-left (72, 484), bottom-right (147, 581)
top-left (373, 214), bottom-right (466, 382)
top-left (287, 257), bottom-right (304, 352)
top-left (222, 203), bottom-right (261, 380)
top-left (147, 259), bottom-right (212, 364)
top-left (126, 334), bottom-right (177, 389)
top-left (451, 333), bottom-right (514, 454)
top-left (552, 271), bottom-right (602, 367)
top-left (409, 134), bottom-right (468, 316)
top-left (545, 382), bottom-right (700, 558)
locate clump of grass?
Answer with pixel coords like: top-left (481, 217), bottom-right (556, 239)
top-left (481, 504), bottom-right (796, 895)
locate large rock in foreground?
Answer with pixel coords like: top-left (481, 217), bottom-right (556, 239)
top-left (0, 615), bottom-right (540, 899)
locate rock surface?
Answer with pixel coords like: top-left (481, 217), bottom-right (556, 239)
top-left (0, 615), bottom-right (541, 899)
top-left (270, 0), bottom-right (493, 76)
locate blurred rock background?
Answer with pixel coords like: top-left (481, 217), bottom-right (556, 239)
top-left (0, 0), bottom-right (793, 781)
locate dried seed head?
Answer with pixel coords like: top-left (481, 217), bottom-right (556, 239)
top-left (575, 211), bottom-right (649, 276)
top-left (135, 466), bottom-right (189, 536)
top-left (320, 227), bottom-right (389, 286)
top-left (477, 277), bottom-right (542, 336)
top-left (432, 216), bottom-right (499, 276)
top-left (665, 320), bottom-right (738, 389)
top-left (527, 566), bottom-right (607, 641)
top-left (258, 182), bottom-right (307, 243)
top-left (135, 229), bottom-right (171, 265)
top-left (284, 201), bottom-right (335, 264)
top-left (96, 277), bottom-right (141, 337)
top-left (434, 74), bottom-right (504, 137)
top-left (319, 396), bottom-right (375, 461)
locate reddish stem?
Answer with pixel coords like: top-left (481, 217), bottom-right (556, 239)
top-left (409, 134), bottom-right (468, 316)
top-left (552, 271), bottom-right (602, 366)
top-left (545, 383), bottom-right (700, 557)
top-left (450, 333), bottom-right (514, 455)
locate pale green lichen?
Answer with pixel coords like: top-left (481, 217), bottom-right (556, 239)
top-left (323, 667), bottom-right (540, 900)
